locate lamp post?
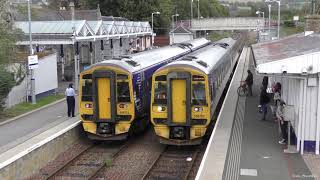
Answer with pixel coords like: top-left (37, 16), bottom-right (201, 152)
top-left (197, 0), bottom-right (200, 19)
top-left (266, 0), bottom-right (281, 39)
top-left (172, 13), bottom-right (179, 29)
top-left (27, 0), bottom-right (36, 104)
top-left (256, 10), bottom-right (265, 31)
top-left (151, 11), bottom-right (160, 47)
top-left (268, 4), bottom-right (271, 37)
top-left (190, 0), bottom-right (193, 28)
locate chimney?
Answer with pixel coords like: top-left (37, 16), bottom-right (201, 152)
top-left (305, 15), bottom-right (320, 33)
top-left (69, 1), bottom-right (75, 21)
top-left (97, 4), bottom-right (102, 20)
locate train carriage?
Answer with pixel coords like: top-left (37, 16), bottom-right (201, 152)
top-left (150, 36), bottom-right (244, 145)
top-left (79, 38), bottom-right (211, 140)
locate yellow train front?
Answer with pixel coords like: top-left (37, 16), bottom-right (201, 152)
top-left (151, 37), bottom-right (244, 145)
top-left (79, 38), bottom-right (211, 140)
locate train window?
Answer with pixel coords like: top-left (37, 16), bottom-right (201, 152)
top-left (155, 75), bottom-right (167, 81)
top-left (154, 82), bottom-right (167, 104)
top-left (192, 83), bottom-right (206, 105)
top-left (117, 82), bottom-right (131, 102)
top-left (82, 74), bottom-right (92, 79)
top-left (117, 74), bottom-right (128, 80)
top-left (82, 79), bottom-right (93, 101)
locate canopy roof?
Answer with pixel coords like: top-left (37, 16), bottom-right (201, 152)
top-left (15, 20), bottom-right (152, 45)
top-left (252, 33), bottom-right (320, 75)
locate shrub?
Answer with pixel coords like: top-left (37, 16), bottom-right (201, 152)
top-left (284, 20), bottom-right (295, 27)
top-left (0, 67), bottom-right (16, 110)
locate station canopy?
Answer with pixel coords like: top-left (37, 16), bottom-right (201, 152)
top-left (15, 20), bottom-right (152, 45)
top-left (252, 33), bottom-right (320, 75)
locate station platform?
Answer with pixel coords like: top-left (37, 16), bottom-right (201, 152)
top-left (196, 47), bottom-right (317, 180)
top-left (0, 98), bottom-right (78, 154)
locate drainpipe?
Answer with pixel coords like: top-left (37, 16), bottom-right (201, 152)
top-left (316, 73), bottom-right (320, 154)
top-left (297, 79), bottom-right (304, 151)
top-left (301, 78), bottom-right (307, 154)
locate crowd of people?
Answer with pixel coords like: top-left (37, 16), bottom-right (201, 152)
top-left (245, 70), bottom-right (288, 145)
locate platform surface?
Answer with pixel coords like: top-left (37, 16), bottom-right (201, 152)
top-left (0, 98), bottom-right (78, 154)
top-left (197, 47), bottom-right (314, 180)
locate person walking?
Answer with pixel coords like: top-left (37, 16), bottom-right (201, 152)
top-left (65, 83), bottom-right (76, 117)
top-left (245, 70), bottom-right (253, 96)
top-left (259, 86), bottom-right (270, 121)
top-left (276, 100), bottom-right (287, 144)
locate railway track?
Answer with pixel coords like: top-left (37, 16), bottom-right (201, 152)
top-left (142, 146), bottom-right (199, 180)
top-left (46, 141), bottom-right (128, 179)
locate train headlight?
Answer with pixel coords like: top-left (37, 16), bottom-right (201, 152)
top-left (119, 104), bottom-right (128, 108)
top-left (194, 107), bottom-right (203, 112)
top-left (85, 103), bottom-right (92, 108)
top-left (157, 106), bottom-right (166, 112)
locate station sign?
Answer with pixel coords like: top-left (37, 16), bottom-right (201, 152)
top-left (28, 55), bottom-right (39, 70)
top-left (293, 16), bottom-right (299, 21)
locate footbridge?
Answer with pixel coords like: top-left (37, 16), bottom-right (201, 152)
top-left (190, 17), bottom-right (265, 31)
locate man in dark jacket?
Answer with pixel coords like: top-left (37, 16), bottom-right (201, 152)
top-left (260, 87), bottom-right (270, 121)
top-left (245, 70), bottom-right (253, 96)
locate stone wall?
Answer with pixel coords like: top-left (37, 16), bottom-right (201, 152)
top-left (305, 15), bottom-right (320, 33)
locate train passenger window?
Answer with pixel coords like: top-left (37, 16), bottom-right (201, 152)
top-left (192, 83), bottom-right (206, 105)
top-left (117, 82), bottom-right (131, 102)
top-left (82, 79), bottom-right (93, 101)
top-left (154, 82), bottom-right (167, 104)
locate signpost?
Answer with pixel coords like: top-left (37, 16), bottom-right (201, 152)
top-left (28, 55), bottom-right (39, 70)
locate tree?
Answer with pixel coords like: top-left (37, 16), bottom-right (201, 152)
top-left (0, 0), bottom-right (22, 109)
top-left (70, 0), bottom-right (228, 34)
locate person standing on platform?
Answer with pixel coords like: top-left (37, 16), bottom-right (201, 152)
top-left (65, 83), bottom-right (76, 117)
top-left (245, 70), bottom-right (253, 96)
top-left (276, 100), bottom-right (287, 144)
top-left (259, 86), bottom-right (270, 121)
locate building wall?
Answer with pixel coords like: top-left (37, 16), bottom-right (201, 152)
top-left (270, 76), bottom-right (320, 153)
top-left (5, 75), bottom-right (27, 108)
top-left (34, 53), bottom-right (58, 95)
top-left (169, 34), bottom-right (193, 45)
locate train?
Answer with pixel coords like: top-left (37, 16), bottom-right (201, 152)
top-left (79, 38), bottom-right (211, 140)
top-left (150, 36), bottom-right (245, 145)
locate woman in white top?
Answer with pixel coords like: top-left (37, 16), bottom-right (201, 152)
top-left (65, 83), bottom-right (76, 117)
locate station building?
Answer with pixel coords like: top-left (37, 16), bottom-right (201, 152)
top-left (4, 3), bottom-right (153, 107)
top-left (252, 32), bottom-right (320, 154)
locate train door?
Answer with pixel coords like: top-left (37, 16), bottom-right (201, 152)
top-left (92, 70), bottom-right (117, 134)
top-left (97, 78), bottom-right (111, 119)
top-left (167, 72), bottom-right (191, 139)
top-left (172, 79), bottom-right (187, 123)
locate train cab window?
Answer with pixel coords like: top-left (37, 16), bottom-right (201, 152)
top-left (192, 83), bottom-right (206, 105)
top-left (154, 82), bottom-right (167, 104)
top-left (117, 82), bottom-right (131, 102)
top-left (81, 76), bottom-right (93, 101)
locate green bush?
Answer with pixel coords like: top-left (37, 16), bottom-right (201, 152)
top-left (0, 67), bottom-right (16, 110)
top-left (284, 21), bottom-right (295, 27)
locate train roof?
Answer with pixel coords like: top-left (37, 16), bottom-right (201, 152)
top-left (84, 38), bottom-right (210, 73)
top-left (156, 38), bottom-right (237, 74)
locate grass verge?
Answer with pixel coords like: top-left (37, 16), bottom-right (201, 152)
top-left (0, 94), bottom-right (64, 121)
top-left (280, 26), bottom-right (304, 37)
